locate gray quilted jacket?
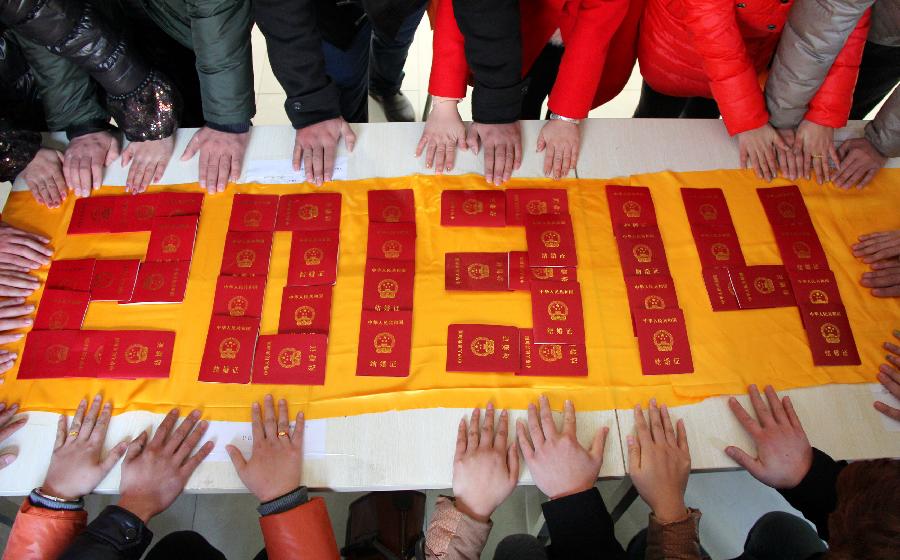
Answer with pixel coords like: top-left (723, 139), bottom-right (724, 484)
top-left (766, 0), bottom-right (899, 157)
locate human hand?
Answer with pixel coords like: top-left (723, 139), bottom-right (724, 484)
top-left (537, 119), bottom-right (580, 180)
top-left (627, 400), bottom-right (690, 523)
top-left (0, 223), bottom-right (52, 270)
top-left (63, 131), bottom-right (120, 197)
top-left (42, 395), bottom-right (128, 500)
top-left (0, 298), bottom-right (35, 338)
top-left (725, 385), bottom-right (812, 489)
top-left (875, 330), bottom-right (900, 422)
top-left (227, 395), bottom-right (304, 502)
top-left (516, 396), bottom-right (607, 499)
top-left (181, 127), bottom-right (250, 194)
top-left (775, 128), bottom-right (799, 180)
top-left (737, 124), bottom-right (788, 182)
top-left (20, 148), bottom-right (67, 208)
top-left (122, 136), bottom-right (175, 194)
top-left (416, 100), bottom-right (465, 174)
top-left (466, 122), bottom-right (522, 186)
top-left (852, 232), bottom-right (900, 298)
top-left (0, 272), bottom-right (39, 297)
top-left (793, 120), bottom-right (840, 184)
top-left (452, 404), bottom-right (519, 522)
top-left (293, 118), bottom-right (356, 186)
top-left (834, 138), bottom-right (887, 189)
top-left (0, 348), bottom-right (17, 374)
top-left (118, 409), bottom-right (213, 523)
top-left (0, 401), bottom-right (26, 469)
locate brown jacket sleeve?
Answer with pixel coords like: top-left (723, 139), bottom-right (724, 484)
top-left (645, 508), bottom-right (706, 560)
top-left (424, 496), bottom-right (492, 560)
top-left (259, 497), bottom-right (340, 560)
top-left (2, 500), bottom-right (87, 560)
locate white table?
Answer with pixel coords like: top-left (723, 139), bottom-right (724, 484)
top-left (0, 120), bottom-right (897, 495)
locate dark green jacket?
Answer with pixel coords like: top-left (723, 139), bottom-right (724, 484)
top-left (19, 0), bottom-right (255, 134)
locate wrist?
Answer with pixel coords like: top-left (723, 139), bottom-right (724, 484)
top-left (549, 112), bottom-right (581, 125)
top-left (40, 483), bottom-right (83, 502)
top-left (453, 497), bottom-right (492, 523)
top-left (651, 499), bottom-right (689, 524)
top-left (549, 484), bottom-right (595, 500)
top-left (255, 482), bottom-right (303, 504)
top-left (117, 496), bottom-right (157, 524)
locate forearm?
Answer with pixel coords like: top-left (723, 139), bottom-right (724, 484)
top-left (766, 0), bottom-right (874, 129)
top-left (424, 496), bottom-right (492, 560)
top-left (58, 505), bottom-right (153, 560)
top-left (258, 488), bottom-right (341, 560)
top-left (254, 0), bottom-right (340, 129)
top-left (0, 123), bottom-right (41, 182)
top-left (452, 0), bottom-right (524, 123)
top-left (645, 509), bottom-right (704, 560)
top-left (865, 88), bottom-right (900, 158)
top-left (189, 0), bottom-right (256, 129)
top-left (542, 488), bottom-right (624, 558)
top-left (777, 447), bottom-right (847, 540)
top-left (2, 495), bottom-right (87, 560)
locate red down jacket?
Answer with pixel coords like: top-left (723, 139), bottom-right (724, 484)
top-left (637, 0), bottom-right (870, 135)
top-left (429, 0), bottom-right (645, 120)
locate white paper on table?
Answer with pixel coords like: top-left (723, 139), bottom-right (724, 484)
top-left (242, 157), bottom-right (348, 184)
top-left (871, 384), bottom-right (900, 432)
top-left (200, 419), bottom-right (327, 461)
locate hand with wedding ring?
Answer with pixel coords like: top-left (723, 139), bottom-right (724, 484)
top-left (41, 395), bottom-right (129, 500)
top-left (227, 395), bottom-right (306, 502)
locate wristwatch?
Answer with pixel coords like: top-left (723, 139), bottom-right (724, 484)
top-left (549, 112), bottom-right (581, 125)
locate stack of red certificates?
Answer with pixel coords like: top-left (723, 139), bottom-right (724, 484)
top-left (757, 186), bottom-right (859, 365)
top-left (683, 188), bottom-right (795, 312)
top-left (442, 188), bottom-right (589, 376)
top-left (18, 192), bottom-right (206, 379)
top-left (356, 190), bottom-right (416, 377)
top-left (199, 193), bottom-right (341, 385)
top-left (607, 185), bottom-right (693, 375)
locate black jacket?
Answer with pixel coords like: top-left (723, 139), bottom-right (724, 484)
top-left (542, 488), bottom-right (626, 559)
top-left (58, 506), bottom-right (153, 560)
top-left (452, 0), bottom-right (526, 124)
top-left (778, 447), bottom-right (848, 541)
top-left (0, 32), bottom-right (45, 130)
top-left (0, 0), bottom-right (179, 141)
top-left (254, 0), bottom-right (423, 129)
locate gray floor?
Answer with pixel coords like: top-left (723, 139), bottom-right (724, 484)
top-left (0, 470), bottom-right (810, 559)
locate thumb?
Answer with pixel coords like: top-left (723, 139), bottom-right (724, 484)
top-left (342, 122), bottom-right (357, 152)
top-left (465, 127), bottom-right (479, 154)
top-left (101, 441), bottom-right (129, 471)
top-left (772, 132), bottom-right (788, 152)
top-left (590, 426), bottom-right (609, 463)
top-left (125, 432), bottom-right (148, 462)
top-left (181, 135), bottom-right (200, 161)
top-left (121, 144), bottom-right (134, 167)
top-left (226, 444), bottom-right (247, 471)
top-left (536, 133), bottom-right (546, 152)
top-left (0, 453), bottom-right (17, 469)
top-left (626, 434), bottom-right (641, 472)
top-left (106, 138), bottom-right (121, 166)
top-left (725, 446), bottom-right (763, 479)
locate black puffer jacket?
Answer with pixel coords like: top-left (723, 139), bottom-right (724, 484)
top-left (0, 0), bottom-right (179, 141)
top-left (0, 32), bottom-right (45, 130)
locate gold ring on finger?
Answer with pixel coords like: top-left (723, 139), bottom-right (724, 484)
top-left (811, 154), bottom-right (825, 159)
top-left (277, 430), bottom-right (288, 438)
top-left (68, 430), bottom-right (79, 438)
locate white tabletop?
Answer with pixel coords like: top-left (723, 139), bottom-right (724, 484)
top-left (0, 119), bottom-right (896, 494)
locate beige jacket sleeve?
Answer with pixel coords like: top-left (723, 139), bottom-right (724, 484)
top-left (865, 88), bottom-right (900, 157)
top-left (424, 497), bottom-right (492, 560)
top-left (645, 509), bottom-right (707, 560)
top-left (765, 0), bottom-right (874, 129)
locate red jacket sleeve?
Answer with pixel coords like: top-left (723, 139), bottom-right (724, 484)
top-left (548, 0), bottom-right (629, 119)
top-left (804, 9), bottom-right (871, 127)
top-left (428, 0), bottom-right (470, 99)
top-left (2, 500), bottom-right (87, 560)
top-left (681, 0), bottom-right (769, 135)
top-left (259, 497), bottom-right (340, 560)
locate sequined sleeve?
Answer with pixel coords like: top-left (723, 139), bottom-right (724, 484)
top-left (0, 123), bottom-right (41, 183)
top-left (106, 70), bottom-right (180, 142)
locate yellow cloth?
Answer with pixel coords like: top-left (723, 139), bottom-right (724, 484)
top-left (2, 169), bottom-right (897, 421)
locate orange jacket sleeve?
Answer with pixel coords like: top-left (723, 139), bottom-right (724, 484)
top-left (427, 0), bottom-right (470, 99)
top-left (259, 497), bottom-right (340, 560)
top-left (804, 9), bottom-right (871, 127)
top-left (548, 0), bottom-right (630, 119)
top-left (681, 0), bottom-right (769, 135)
top-left (2, 500), bottom-right (87, 560)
